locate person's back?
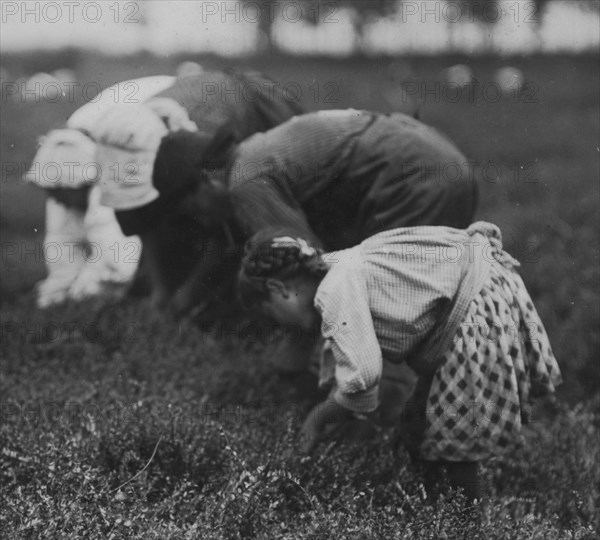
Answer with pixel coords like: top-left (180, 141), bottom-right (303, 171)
top-left (229, 109), bottom-right (477, 250)
top-left (318, 226), bottom-right (484, 368)
top-left (155, 70), bottom-right (303, 141)
top-left (68, 76), bottom-right (176, 132)
top-left (229, 110), bottom-right (376, 243)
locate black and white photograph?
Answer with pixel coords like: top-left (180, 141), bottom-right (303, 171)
top-left (1, 1), bottom-right (599, 538)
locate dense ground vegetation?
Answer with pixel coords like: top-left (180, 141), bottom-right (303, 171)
top-left (1, 53), bottom-right (598, 538)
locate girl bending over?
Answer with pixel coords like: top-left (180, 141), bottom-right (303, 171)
top-left (238, 223), bottom-right (561, 499)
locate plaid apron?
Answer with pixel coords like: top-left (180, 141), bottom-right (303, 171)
top-left (405, 260), bottom-right (561, 462)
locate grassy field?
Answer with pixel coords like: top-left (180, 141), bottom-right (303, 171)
top-left (1, 52), bottom-right (599, 538)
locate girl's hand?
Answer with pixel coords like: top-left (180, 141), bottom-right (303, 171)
top-left (298, 398), bottom-right (351, 454)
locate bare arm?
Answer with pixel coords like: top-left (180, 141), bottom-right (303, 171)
top-left (298, 397), bottom-right (352, 454)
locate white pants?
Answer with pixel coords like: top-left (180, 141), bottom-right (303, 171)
top-left (37, 186), bottom-right (141, 307)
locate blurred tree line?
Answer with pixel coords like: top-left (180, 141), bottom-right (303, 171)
top-left (238, 0), bottom-right (600, 52)
top-left (243, 0), bottom-right (563, 50)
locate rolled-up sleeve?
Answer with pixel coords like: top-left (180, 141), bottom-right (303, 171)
top-left (316, 254), bottom-right (382, 413)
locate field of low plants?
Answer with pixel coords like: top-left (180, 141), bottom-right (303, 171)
top-left (1, 53), bottom-right (598, 538)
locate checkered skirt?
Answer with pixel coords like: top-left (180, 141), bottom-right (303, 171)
top-left (415, 261), bottom-right (562, 462)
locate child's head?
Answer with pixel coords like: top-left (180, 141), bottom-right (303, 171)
top-left (239, 229), bottom-right (329, 330)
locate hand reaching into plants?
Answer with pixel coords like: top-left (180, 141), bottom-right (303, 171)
top-left (298, 397), bottom-right (352, 454)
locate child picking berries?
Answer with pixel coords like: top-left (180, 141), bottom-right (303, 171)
top-left (238, 222), bottom-right (561, 499)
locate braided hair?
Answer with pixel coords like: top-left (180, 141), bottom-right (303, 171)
top-left (239, 228), bottom-right (329, 309)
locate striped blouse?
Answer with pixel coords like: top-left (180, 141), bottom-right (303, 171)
top-left (313, 225), bottom-right (498, 413)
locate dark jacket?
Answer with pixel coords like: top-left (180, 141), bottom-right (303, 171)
top-left (228, 110), bottom-right (478, 250)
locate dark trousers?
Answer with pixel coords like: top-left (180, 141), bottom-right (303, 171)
top-left (418, 460), bottom-right (484, 502)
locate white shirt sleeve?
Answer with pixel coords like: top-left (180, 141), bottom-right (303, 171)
top-left (315, 250), bottom-right (382, 413)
